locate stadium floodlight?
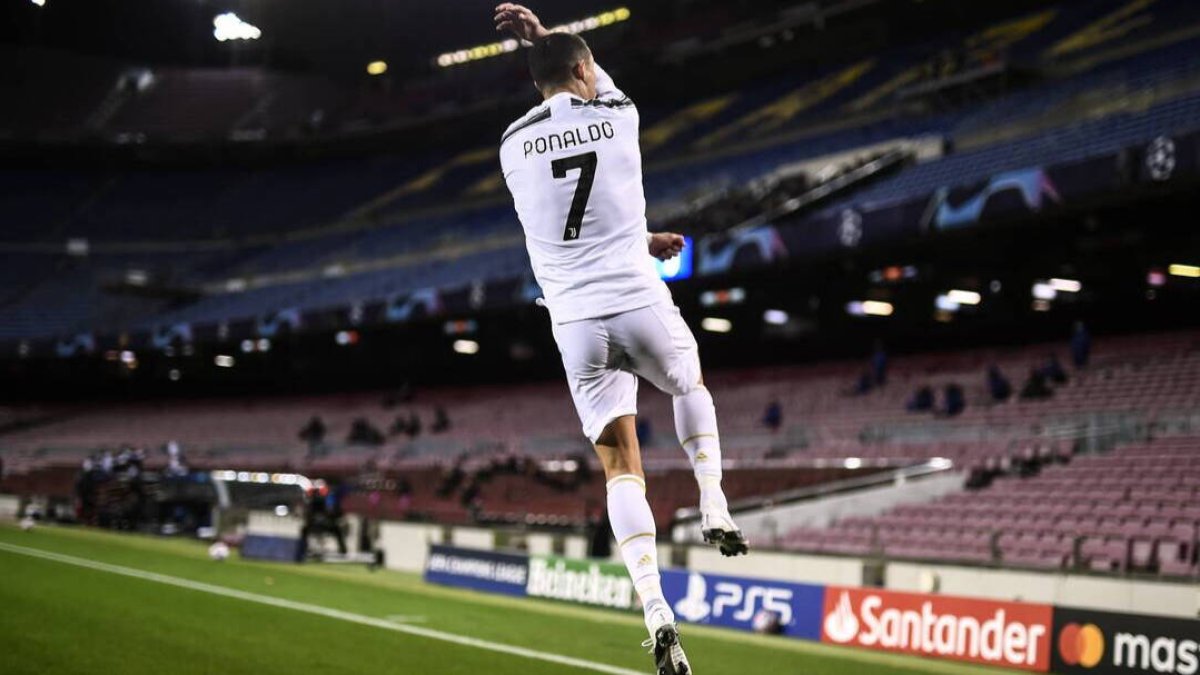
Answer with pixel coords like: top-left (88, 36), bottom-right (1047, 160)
top-left (213, 13), bottom-right (261, 42)
top-left (214, 354), bottom-right (236, 368)
top-left (863, 301), bottom-right (893, 316)
top-left (846, 300), bottom-right (894, 317)
top-left (1031, 282), bottom-right (1057, 300)
top-left (240, 339), bottom-right (255, 353)
top-left (443, 319), bottom-right (478, 336)
top-left (699, 287), bottom-right (745, 307)
top-left (30, 0), bottom-right (45, 6)
top-left (436, 7), bottom-right (630, 67)
top-left (701, 317), bottom-right (733, 333)
top-left (947, 289), bottom-right (982, 305)
top-left (1169, 263), bottom-right (1200, 278)
top-left (1049, 278), bottom-right (1082, 293)
top-left (366, 60), bottom-right (388, 76)
top-left (453, 339), bottom-right (480, 355)
top-left (66, 238), bottom-right (89, 257)
top-left (935, 294), bottom-right (960, 312)
top-left (762, 309), bottom-right (789, 325)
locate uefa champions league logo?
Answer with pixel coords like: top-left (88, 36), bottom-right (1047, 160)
top-left (838, 209), bottom-right (863, 248)
top-left (1146, 136), bottom-right (1176, 182)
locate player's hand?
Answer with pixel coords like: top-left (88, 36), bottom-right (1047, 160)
top-left (495, 4), bottom-right (550, 42)
top-left (649, 232), bottom-right (685, 261)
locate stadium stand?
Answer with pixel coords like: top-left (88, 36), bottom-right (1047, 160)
top-left (5, 329), bottom-right (1195, 457)
top-left (3, 328), bottom-right (1197, 568)
top-left (783, 434), bottom-right (1200, 577)
top-left (2, 1), bottom-right (1199, 595)
top-left (4, 2), bottom-right (1200, 341)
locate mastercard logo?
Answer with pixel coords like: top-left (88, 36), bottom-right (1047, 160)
top-left (1058, 623), bottom-right (1105, 668)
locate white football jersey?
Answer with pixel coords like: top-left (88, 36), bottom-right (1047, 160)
top-left (500, 63), bottom-right (670, 324)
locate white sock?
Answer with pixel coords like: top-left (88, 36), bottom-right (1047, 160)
top-left (606, 474), bottom-right (669, 615)
top-left (673, 387), bottom-right (728, 514)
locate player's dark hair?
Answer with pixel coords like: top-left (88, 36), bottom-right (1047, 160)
top-left (528, 33), bottom-right (591, 90)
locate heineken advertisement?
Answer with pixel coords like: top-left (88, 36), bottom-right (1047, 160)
top-left (526, 555), bottom-right (638, 610)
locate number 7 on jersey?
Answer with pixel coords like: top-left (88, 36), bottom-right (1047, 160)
top-left (551, 151), bottom-right (598, 241)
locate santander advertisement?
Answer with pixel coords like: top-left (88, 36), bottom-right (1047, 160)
top-left (821, 586), bottom-right (1054, 672)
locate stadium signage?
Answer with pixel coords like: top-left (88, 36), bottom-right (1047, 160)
top-left (661, 569), bottom-right (825, 640)
top-left (424, 545), bottom-right (530, 597)
top-left (525, 555), bottom-right (636, 610)
top-left (240, 534), bottom-right (301, 562)
top-left (1053, 606), bottom-right (1200, 674)
top-left (820, 586), bottom-right (1053, 671)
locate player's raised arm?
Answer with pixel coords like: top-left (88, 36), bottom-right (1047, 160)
top-left (591, 60), bottom-right (623, 100)
top-left (494, 4), bottom-right (551, 43)
top-left (496, 3), bottom-right (624, 100)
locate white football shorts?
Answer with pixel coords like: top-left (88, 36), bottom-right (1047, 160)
top-left (550, 301), bottom-right (702, 442)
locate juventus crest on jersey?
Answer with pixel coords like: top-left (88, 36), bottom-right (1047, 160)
top-left (500, 63), bottom-right (670, 324)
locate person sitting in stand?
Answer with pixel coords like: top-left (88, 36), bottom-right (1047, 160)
top-left (406, 411), bottom-right (422, 438)
top-left (986, 365), bottom-right (1012, 402)
top-left (762, 399), bottom-right (782, 432)
top-left (347, 417), bottom-right (385, 446)
top-left (906, 385), bottom-right (935, 412)
top-left (1020, 368), bottom-right (1053, 400)
top-left (1040, 354), bottom-right (1068, 385)
top-left (299, 415), bottom-right (327, 455)
top-left (851, 371), bottom-right (874, 396)
top-left (1070, 321), bottom-right (1092, 369)
top-left (432, 406), bottom-right (451, 433)
top-left (870, 341), bottom-right (888, 387)
top-left (636, 418), bottom-right (654, 446)
top-left (940, 383), bottom-right (965, 417)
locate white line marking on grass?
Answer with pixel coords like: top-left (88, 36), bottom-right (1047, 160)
top-left (0, 541), bottom-right (642, 675)
top-left (384, 614), bottom-right (427, 624)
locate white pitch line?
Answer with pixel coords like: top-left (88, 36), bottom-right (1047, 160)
top-left (384, 614), bottom-right (428, 624)
top-left (0, 541), bottom-right (642, 675)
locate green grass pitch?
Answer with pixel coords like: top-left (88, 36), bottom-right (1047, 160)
top-left (0, 524), bottom-right (1021, 675)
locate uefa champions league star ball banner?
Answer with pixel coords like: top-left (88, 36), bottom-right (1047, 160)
top-left (525, 555), bottom-right (639, 611)
top-left (820, 586), bottom-right (1054, 672)
top-left (659, 569), bottom-right (825, 640)
top-left (423, 545), bottom-right (530, 597)
top-left (1052, 605), bottom-right (1200, 675)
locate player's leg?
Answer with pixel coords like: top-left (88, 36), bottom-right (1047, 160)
top-left (551, 317), bottom-right (690, 673)
top-left (594, 418), bottom-right (669, 620)
top-left (617, 302), bottom-right (747, 556)
top-left (596, 416), bottom-right (690, 675)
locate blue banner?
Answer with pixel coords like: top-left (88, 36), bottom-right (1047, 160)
top-left (240, 534), bottom-right (301, 563)
top-left (660, 569), bottom-right (825, 641)
top-left (424, 545), bottom-right (530, 597)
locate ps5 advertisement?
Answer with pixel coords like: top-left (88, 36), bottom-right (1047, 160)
top-left (659, 568), bottom-right (825, 640)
